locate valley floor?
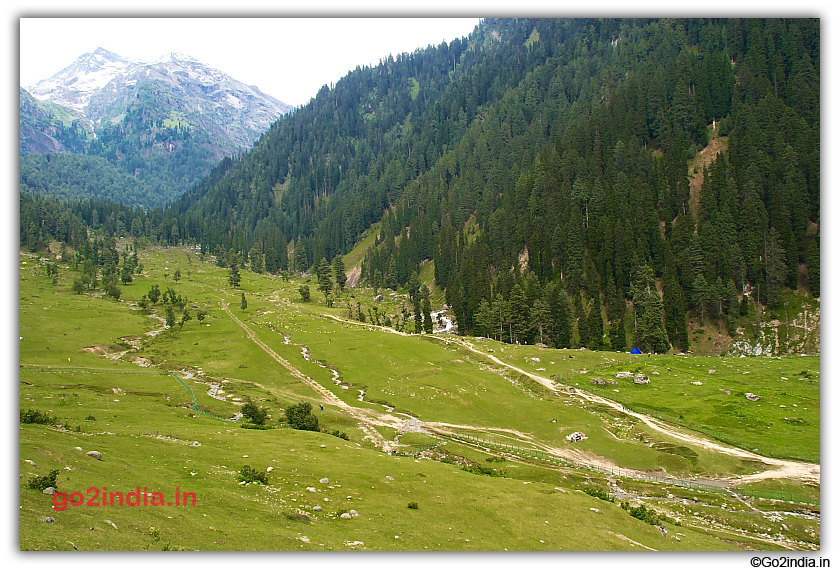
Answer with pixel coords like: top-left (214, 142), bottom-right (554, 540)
top-left (19, 246), bottom-right (820, 552)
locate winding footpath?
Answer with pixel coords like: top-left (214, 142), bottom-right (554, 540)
top-left (227, 304), bottom-right (819, 487)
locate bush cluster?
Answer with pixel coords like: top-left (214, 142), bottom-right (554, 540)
top-left (20, 409), bottom-right (57, 425)
top-left (621, 501), bottom-right (664, 525)
top-left (583, 487), bottom-right (615, 502)
top-left (285, 401), bottom-right (319, 431)
top-left (461, 463), bottom-right (506, 477)
top-left (28, 469), bottom-right (59, 491)
top-left (324, 428), bottom-right (349, 440)
top-left (237, 465), bottom-right (269, 485)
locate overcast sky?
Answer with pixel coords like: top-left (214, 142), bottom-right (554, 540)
top-left (20, 18), bottom-right (481, 107)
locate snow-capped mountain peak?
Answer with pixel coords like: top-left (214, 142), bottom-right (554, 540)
top-left (24, 48), bottom-right (293, 152)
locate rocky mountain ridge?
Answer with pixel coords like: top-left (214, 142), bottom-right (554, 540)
top-left (25, 47), bottom-right (293, 152)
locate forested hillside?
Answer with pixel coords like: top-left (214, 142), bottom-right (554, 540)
top-left (22, 18), bottom-right (820, 353)
top-left (20, 84), bottom-right (223, 208)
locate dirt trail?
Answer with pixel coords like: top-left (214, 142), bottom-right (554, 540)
top-left (230, 304), bottom-right (820, 486)
top-left (445, 337), bottom-right (820, 485)
top-left (221, 302), bottom-right (404, 451)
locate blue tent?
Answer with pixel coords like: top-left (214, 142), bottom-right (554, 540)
top-left (630, 348), bottom-right (643, 355)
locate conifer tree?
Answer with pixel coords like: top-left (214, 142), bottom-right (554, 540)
top-left (317, 257), bottom-right (333, 301)
top-left (807, 237), bottom-right (820, 297)
top-left (228, 262), bottom-right (241, 288)
top-left (332, 255), bottom-right (347, 291)
top-left (385, 258), bottom-right (399, 291)
top-left (421, 284), bottom-right (433, 334)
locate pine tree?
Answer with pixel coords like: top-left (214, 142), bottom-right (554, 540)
top-left (764, 228), bottom-right (788, 307)
top-left (421, 284), bottom-right (433, 334)
top-left (551, 288), bottom-right (573, 349)
top-left (241, 292), bottom-right (248, 311)
top-left (807, 237), bottom-right (820, 297)
top-left (529, 296), bottom-right (552, 346)
top-left (413, 295), bottom-right (422, 333)
top-left (333, 255), bottom-right (347, 291)
top-left (509, 284), bottom-right (530, 344)
top-left (294, 239), bottom-right (308, 273)
top-left (586, 299), bottom-right (604, 350)
top-left (317, 257), bottom-right (333, 299)
top-left (693, 274), bottom-right (710, 321)
top-left (610, 319), bottom-right (627, 351)
top-left (637, 294), bottom-right (670, 353)
top-left (385, 257), bottom-right (399, 291)
top-left (228, 262), bottom-right (241, 288)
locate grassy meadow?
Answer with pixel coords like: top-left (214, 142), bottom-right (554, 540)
top-left (19, 244), bottom-right (820, 551)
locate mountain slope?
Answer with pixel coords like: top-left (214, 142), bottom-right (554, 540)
top-left (27, 47), bottom-right (293, 152)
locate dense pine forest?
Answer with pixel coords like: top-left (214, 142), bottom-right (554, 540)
top-left (21, 18), bottom-right (820, 353)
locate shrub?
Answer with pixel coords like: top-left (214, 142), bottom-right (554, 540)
top-left (407, 502), bottom-right (419, 509)
top-left (28, 469), bottom-right (59, 491)
top-left (238, 465), bottom-right (269, 485)
top-left (323, 428), bottom-right (349, 440)
top-left (285, 401), bottom-right (319, 431)
top-left (461, 463), bottom-right (506, 477)
top-left (20, 409), bottom-right (56, 425)
top-left (584, 487), bottom-right (615, 502)
top-left (621, 501), bottom-right (663, 525)
top-left (241, 423), bottom-right (273, 430)
top-left (241, 398), bottom-right (268, 425)
top-left (299, 284), bottom-right (311, 302)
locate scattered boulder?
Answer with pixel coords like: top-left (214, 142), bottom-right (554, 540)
top-left (348, 509), bottom-right (359, 518)
top-left (692, 381), bottom-right (703, 386)
top-left (385, 476), bottom-right (394, 481)
top-left (25, 459), bottom-right (38, 468)
top-left (633, 374), bottom-right (650, 384)
top-left (615, 371), bottom-right (634, 379)
top-left (86, 451), bottom-right (103, 461)
top-left (535, 343), bottom-right (548, 348)
top-left (373, 295), bottom-right (384, 303)
top-left (75, 447), bottom-right (83, 452)
top-left (725, 390), bottom-right (732, 395)
top-left (340, 513), bottom-right (352, 519)
top-left (300, 536), bottom-right (311, 543)
top-left (345, 541), bottom-right (365, 548)
top-left (319, 477), bottom-right (330, 484)
top-left (657, 525), bottom-right (668, 537)
top-left (313, 506), bottom-right (323, 512)
top-left (745, 393), bottom-right (760, 401)
top-left (266, 467), bottom-right (273, 472)
top-left (708, 370), bottom-right (717, 374)
top-left (306, 487), bottom-right (317, 493)
top-left (591, 378), bottom-right (608, 385)
top-left (40, 517), bottom-right (55, 524)
top-left (590, 508), bottom-right (602, 514)
top-left (42, 487), bottom-right (56, 495)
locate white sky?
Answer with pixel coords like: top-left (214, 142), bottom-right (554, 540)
top-left (20, 18), bottom-right (481, 107)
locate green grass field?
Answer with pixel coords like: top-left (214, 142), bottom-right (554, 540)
top-left (19, 245), bottom-right (820, 551)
